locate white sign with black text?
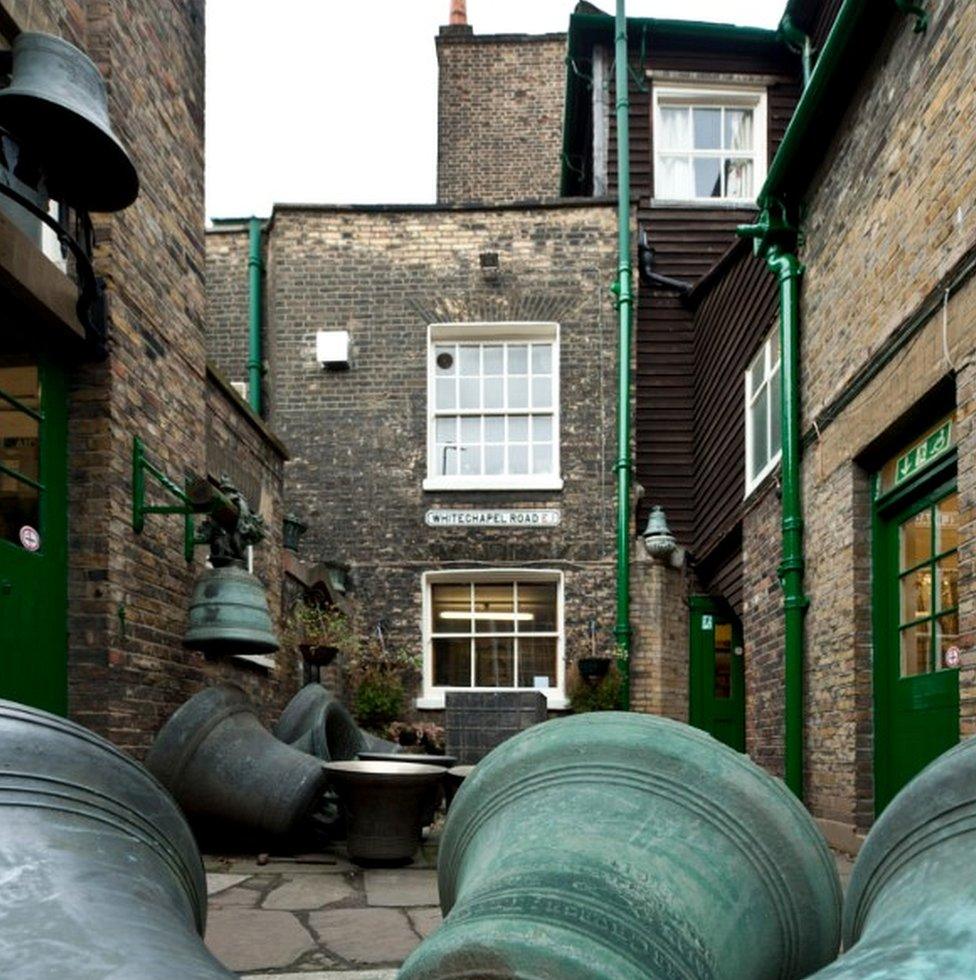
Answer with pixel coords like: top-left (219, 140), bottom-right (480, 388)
top-left (425, 509), bottom-right (561, 528)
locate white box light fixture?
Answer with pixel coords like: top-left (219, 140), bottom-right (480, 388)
top-left (316, 330), bottom-right (350, 368)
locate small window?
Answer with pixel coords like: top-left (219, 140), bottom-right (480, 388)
top-left (419, 571), bottom-right (564, 707)
top-left (653, 84), bottom-right (767, 203)
top-left (744, 331), bottom-right (781, 494)
top-left (425, 323), bottom-right (561, 491)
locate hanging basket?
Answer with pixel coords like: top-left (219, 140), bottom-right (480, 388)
top-left (299, 643), bottom-right (340, 666)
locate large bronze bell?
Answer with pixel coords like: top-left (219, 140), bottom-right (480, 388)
top-left (0, 32), bottom-right (138, 212)
top-left (183, 561), bottom-right (279, 655)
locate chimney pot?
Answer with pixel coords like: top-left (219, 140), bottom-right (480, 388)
top-left (450, 0), bottom-right (467, 25)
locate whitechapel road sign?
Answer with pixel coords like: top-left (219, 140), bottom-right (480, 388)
top-left (425, 509), bottom-right (561, 528)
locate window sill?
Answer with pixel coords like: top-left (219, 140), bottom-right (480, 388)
top-left (416, 692), bottom-right (568, 711)
top-left (423, 476), bottom-right (564, 492)
top-left (744, 453), bottom-right (782, 500)
top-left (649, 198), bottom-right (758, 210)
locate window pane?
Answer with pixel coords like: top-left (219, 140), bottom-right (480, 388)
top-left (433, 638), bottom-right (471, 687)
top-left (508, 416), bottom-right (529, 442)
top-left (475, 637), bottom-right (514, 687)
top-left (657, 155), bottom-right (694, 198)
top-left (518, 582), bottom-right (558, 631)
top-left (725, 158), bottom-right (753, 198)
top-left (484, 378), bottom-right (504, 409)
top-left (460, 417), bottom-right (480, 442)
top-left (659, 107), bottom-right (691, 149)
top-left (532, 416), bottom-right (552, 442)
top-left (694, 157), bottom-right (721, 198)
top-left (509, 444), bottom-right (529, 474)
top-left (474, 583), bottom-right (516, 633)
top-left (436, 378), bottom-right (455, 410)
top-left (748, 347), bottom-right (766, 394)
top-left (693, 107), bottom-right (721, 149)
top-left (437, 443), bottom-right (459, 476)
top-left (531, 344), bottom-right (552, 374)
top-left (508, 376), bottom-right (528, 409)
top-left (507, 345), bottom-right (528, 374)
top-left (724, 109), bottom-right (753, 151)
top-left (483, 345), bottom-right (504, 374)
top-left (0, 480), bottom-right (39, 547)
top-left (460, 445), bottom-right (481, 475)
top-left (901, 511), bottom-right (932, 571)
top-left (713, 623), bottom-right (733, 699)
top-left (459, 377), bottom-right (480, 409)
top-left (435, 416), bottom-right (456, 443)
top-left (458, 346), bottom-right (480, 376)
top-left (532, 443), bottom-right (552, 474)
top-left (769, 330), bottom-right (779, 365)
top-left (937, 553), bottom-right (958, 612)
top-left (900, 568), bottom-right (932, 623)
top-left (769, 368), bottom-right (781, 459)
top-left (434, 345), bottom-right (456, 374)
top-left (485, 445), bottom-right (504, 475)
top-left (937, 613), bottom-right (959, 669)
top-left (900, 624), bottom-right (930, 678)
top-left (485, 417), bottom-right (505, 443)
top-left (936, 493), bottom-right (958, 555)
top-left (517, 637), bottom-right (557, 687)
top-left (750, 385), bottom-right (768, 476)
top-left (531, 377), bottom-right (552, 408)
top-left (432, 583), bottom-right (471, 631)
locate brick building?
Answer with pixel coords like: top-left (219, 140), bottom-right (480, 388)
top-left (0, 0), bottom-right (300, 756)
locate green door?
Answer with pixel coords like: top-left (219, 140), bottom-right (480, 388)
top-left (874, 464), bottom-right (959, 813)
top-left (689, 597), bottom-right (745, 751)
top-left (0, 342), bottom-right (68, 714)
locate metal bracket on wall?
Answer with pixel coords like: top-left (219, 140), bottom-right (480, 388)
top-left (894, 0), bottom-right (928, 33)
top-left (131, 436), bottom-right (195, 562)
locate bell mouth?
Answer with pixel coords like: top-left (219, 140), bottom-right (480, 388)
top-left (324, 760), bottom-right (445, 780)
top-left (357, 752), bottom-right (457, 768)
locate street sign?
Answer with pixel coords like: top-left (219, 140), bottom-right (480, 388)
top-left (425, 509), bottom-right (561, 528)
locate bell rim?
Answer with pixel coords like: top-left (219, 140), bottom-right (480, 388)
top-left (0, 90), bottom-right (139, 211)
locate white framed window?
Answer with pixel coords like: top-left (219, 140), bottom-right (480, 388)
top-left (745, 330), bottom-right (782, 495)
top-left (424, 322), bottom-right (562, 491)
top-left (417, 569), bottom-right (566, 709)
top-left (652, 84), bottom-right (767, 203)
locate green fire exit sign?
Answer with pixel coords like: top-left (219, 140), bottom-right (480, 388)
top-left (895, 421), bottom-right (952, 486)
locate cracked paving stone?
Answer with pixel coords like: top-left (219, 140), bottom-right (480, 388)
top-left (209, 885), bottom-right (262, 908)
top-left (308, 907), bottom-right (421, 964)
top-left (262, 874), bottom-right (358, 910)
top-left (206, 873), bottom-right (250, 895)
top-left (205, 908), bottom-right (316, 972)
top-left (364, 869), bottom-right (439, 907)
top-left (407, 906), bottom-right (443, 939)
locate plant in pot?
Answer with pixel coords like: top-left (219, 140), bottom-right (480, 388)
top-left (568, 662), bottom-right (623, 714)
top-left (345, 638), bottom-right (421, 735)
top-left (282, 600), bottom-right (358, 667)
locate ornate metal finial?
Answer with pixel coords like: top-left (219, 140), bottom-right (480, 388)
top-left (194, 474), bottom-right (266, 567)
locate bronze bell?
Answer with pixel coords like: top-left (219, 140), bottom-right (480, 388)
top-left (183, 561), bottom-right (279, 656)
top-left (0, 32), bottom-right (138, 212)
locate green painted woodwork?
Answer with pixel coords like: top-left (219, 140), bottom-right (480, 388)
top-left (399, 712), bottom-right (842, 979)
top-left (131, 436), bottom-right (195, 562)
top-left (873, 458), bottom-right (959, 815)
top-left (0, 349), bottom-right (67, 714)
top-left (613, 0), bottom-right (633, 701)
top-left (689, 596), bottom-right (745, 752)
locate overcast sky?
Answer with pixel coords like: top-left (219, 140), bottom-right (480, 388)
top-left (205, 0), bottom-right (785, 220)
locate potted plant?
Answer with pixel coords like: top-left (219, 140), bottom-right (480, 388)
top-left (344, 638), bottom-right (421, 734)
top-left (282, 600), bottom-right (358, 667)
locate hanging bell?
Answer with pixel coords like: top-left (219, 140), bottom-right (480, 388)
top-left (0, 32), bottom-right (138, 212)
top-left (183, 562), bottom-right (279, 656)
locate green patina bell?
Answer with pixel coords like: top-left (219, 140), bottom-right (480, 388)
top-left (183, 561), bottom-right (278, 655)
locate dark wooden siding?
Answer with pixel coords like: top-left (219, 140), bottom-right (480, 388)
top-left (690, 243), bottom-right (778, 609)
top-left (790, 0), bottom-right (846, 51)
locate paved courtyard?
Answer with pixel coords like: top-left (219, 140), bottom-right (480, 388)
top-left (204, 838), bottom-right (441, 978)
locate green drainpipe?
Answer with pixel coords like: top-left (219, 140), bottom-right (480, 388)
top-left (612, 0), bottom-right (633, 705)
top-left (247, 216), bottom-right (263, 416)
top-left (738, 204), bottom-right (808, 801)
top-left (778, 14), bottom-right (812, 88)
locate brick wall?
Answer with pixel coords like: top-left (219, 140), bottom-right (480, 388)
top-left (205, 227), bottom-right (251, 390)
top-left (235, 201), bottom-right (621, 711)
top-left (436, 31), bottom-right (566, 204)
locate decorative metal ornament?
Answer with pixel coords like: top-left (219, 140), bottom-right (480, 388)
top-left (0, 699), bottom-right (234, 978)
top-left (400, 712), bottom-right (842, 980)
top-left (642, 503), bottom-right (677, 561)
top-left (0, 32), bottom-right (138, 212)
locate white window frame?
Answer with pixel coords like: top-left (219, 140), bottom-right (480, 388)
top-left (417, 568), bottom-right (567, 710)
top-left (744, 331), bottom-right (782, 496)
top-left (423, 321), bottom-right (563, 492)
top-left (652, 83), bottom-right (767, 205)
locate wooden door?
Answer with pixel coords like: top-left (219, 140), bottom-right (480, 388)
top-left (689, 597), bottom-right (745, 751)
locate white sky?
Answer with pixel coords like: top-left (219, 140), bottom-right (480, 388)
top-left (205, 0), bottom-right (785, 219)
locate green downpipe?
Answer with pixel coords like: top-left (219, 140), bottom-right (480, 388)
top-left (247, 216), bottom-right (263, 416)
top-left (768, 245), bottom-right (807, 801)
top-left (779, 14), bottom-right (812, 88)
top-left (612, 0), bottom-right (633, 704)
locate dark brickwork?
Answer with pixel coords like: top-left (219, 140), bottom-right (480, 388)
top-left (436, 32), bottom-right (566, 204)
top-left (205, 227), bottom-right (251, 388)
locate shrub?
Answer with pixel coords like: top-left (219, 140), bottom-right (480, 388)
top-left (568, 664), bottom-right (623, 713)
top-left (387, 720), bottom-right (446, 755)
top-left (353, 668), bottom-right (405, 732)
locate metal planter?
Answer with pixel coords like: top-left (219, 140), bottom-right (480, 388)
top-left (147, 684), bottom-right (329, 844)
top-left (400, 712), bottom-right (842, 980)
top-left (0, 698), bottom-right (234, 978)
top-left (813, 735), bottom-right (976, 978)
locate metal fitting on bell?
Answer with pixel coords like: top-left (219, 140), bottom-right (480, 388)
top-left (642, 504), bottom-right (677, 561)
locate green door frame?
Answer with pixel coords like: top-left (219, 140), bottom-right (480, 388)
top-left (872, 451), bottom-right (958, 814)
top-left (689, 595), bottom-right (745, 752)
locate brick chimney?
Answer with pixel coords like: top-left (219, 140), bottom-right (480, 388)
top-left (441, 0), bottom-right (473, 35)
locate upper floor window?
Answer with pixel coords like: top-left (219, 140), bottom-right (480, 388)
top-left (652, 84), bottom-right (767, 203)
top-left (745, 330), bottom-right (781, 495)
top-left (424, 322), bottom-right (562, 492)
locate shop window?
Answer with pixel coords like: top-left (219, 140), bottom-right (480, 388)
top-left (424, 323), bottom-right (561, 491)
top-left (744, 330), bottom-right (781, 494)
top-left (419, 571), bottom-right (564, 708)
top-left (653, 84), bottom-right (767, 203)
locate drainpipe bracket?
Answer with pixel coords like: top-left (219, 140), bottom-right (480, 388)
top-left (894, 0), bottom-right (928, 33)
top-left (736, 198), bottom-right (801, 262)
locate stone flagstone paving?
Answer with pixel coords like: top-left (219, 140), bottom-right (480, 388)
top-left (204, 842), bottom-right (441, 978)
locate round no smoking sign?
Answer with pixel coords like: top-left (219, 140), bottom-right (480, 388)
top-left (19, 525), bottom-right (40, 552)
